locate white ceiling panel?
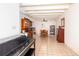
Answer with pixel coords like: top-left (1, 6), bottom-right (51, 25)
top-left (20, 3), bottom-right (70, 21)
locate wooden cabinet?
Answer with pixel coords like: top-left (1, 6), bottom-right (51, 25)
top-left (28, 30), bottom-right (33, 38)
top-left (57, 26), bottom-right (64, 43)
top-left (21, 17), bottom-right (33, 38)
top-left (21, 17), bottom-right (29, 32)
top-left (21, 18), bottom-right (27, 31)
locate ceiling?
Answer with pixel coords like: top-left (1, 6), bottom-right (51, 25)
top-left (20, 3), bottom-right (70, 21)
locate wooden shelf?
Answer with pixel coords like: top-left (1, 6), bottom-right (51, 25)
top-left (21, 17), bottom-right (33, 38)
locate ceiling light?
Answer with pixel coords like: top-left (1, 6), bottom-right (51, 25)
top-left (25, 10), bottom-right (64, 14)
top-left (30, 13), bottom-right (63, 16)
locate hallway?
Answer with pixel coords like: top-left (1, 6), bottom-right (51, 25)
top-left (35, 36), bottom-right (77, 56)
top-left (0, 3), bottom-right (79, 56)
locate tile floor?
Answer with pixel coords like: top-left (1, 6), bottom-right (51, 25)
top-left (34, 35), bottom-right (78, 56)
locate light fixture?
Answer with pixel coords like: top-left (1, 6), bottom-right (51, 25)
top-left (43, 18), bottom-right (47, 22)
top-left (25, 10), bottom-right (64, 14)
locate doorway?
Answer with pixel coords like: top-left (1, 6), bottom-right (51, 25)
top-left (50, 25), bottom-right (55, 35)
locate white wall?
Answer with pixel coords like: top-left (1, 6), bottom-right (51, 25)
top-left (65, 3), bottom-right (79, 55)
top-left (32, 19), bottom-right (56, 36)
top-left (0, 4), bottom-right (20, 41)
